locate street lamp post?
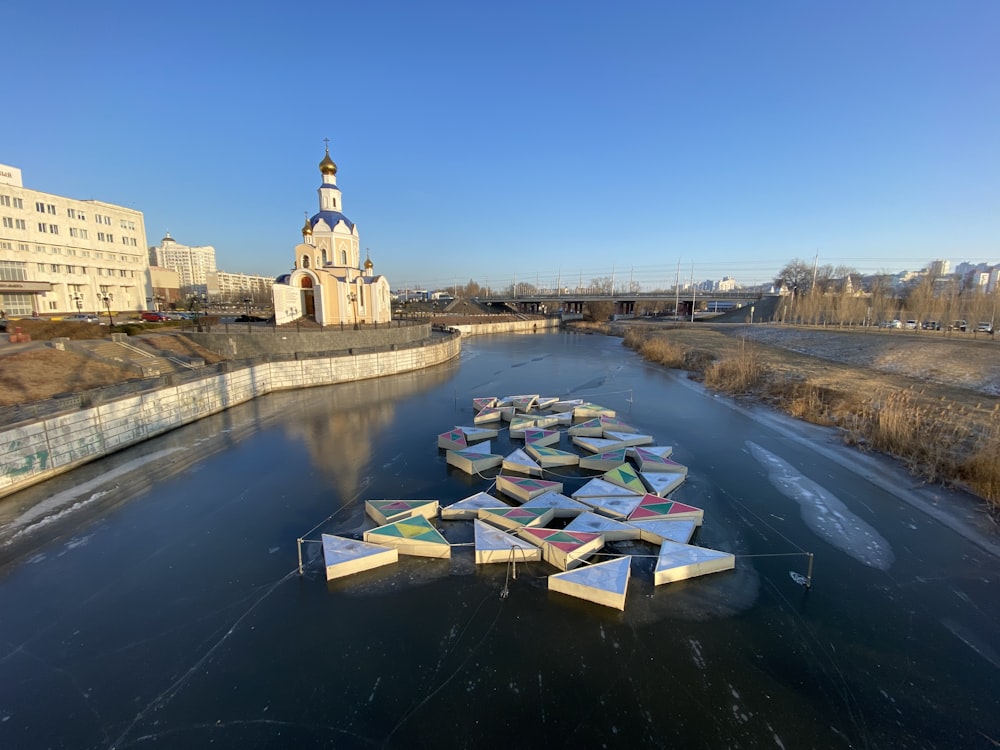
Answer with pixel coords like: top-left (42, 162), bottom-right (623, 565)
top-left (348, 291), bottom-right (359, 329)
top-left (243, 297), bottom-right (252, 333)
top-left (72, 293), bottom-right (83, 313)
top-left (100, 293), bottom-right (114, 328)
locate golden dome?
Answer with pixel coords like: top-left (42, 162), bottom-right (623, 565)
top-left (364, 257), bottom-right (373, 269)
top-left (301, 213), bottom-right (312, 236)
top-left (319, 148), bottom-right (337, 176)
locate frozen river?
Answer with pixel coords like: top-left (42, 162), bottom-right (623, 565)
top-left (1, 331), bottom-right (997, 749)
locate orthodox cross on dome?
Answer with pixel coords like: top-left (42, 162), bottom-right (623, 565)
top-left (323, 137), bottom-right (330, 150)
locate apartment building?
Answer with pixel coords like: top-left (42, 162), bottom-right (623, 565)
top-left (0, 163), bottom-right (149, 317)
top-left (148, 233), bottom-right (215, 296)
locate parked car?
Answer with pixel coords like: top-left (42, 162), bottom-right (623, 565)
top-left (64, 313), bottom-right (100, 323)
top-left (950, 320), bottom-right (967, 332)
top-left (903, 320), bottom-right (918, 330)
top-left (975, 321), bottom-right (994, 334)
top-left (921, 320), bottom-right (940, 330)
top-left (140, 311), bottom-right (169, 322)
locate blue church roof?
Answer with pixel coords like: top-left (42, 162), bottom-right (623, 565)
top-left (311, 210), bottom-right (355, 231)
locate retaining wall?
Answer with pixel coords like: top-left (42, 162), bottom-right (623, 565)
top-left (0, 331), bottom-right (460, 498)
top-left (447, 317), bottom-right (560, 336)
top-left (184, 321), bottom-right (431, 359)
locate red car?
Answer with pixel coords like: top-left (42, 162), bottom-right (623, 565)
top-left (141, 311), bottom-right (169, 322)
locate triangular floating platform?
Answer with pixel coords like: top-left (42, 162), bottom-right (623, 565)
top-left (496, 475), bottom-right (563, 503)
top-left (630, 447), bottom-right (684, 472)
top-left (565, 511), bottom-right (641, 541)
top-left (517, 527), bottom-right (605, 571)
top-left (640, 471), bottom-right (686, 497)
top-left (502, 448), bottom-right (544, 477)
top-left (441, 491), bottom-right (510, 520)
top-left (365, 499), bottom-right (439, 526)
top-left (628, 518), bottom-right (697, 544)
top-left (577, 495), bottom-right (644, 520)
top-left (473, 519), bottom-right (542, 564)
top-left (472, 397), bottom-right (498, 412)
top-left (523, 428), bottom-right (561, 447)
top-left (508, 415), bottom-right (539, 438)
top-left (550, 399), bottom-right (585, 413)
top-left (474, 407), bottom-right (503, 424)
top-left (456, 425), bottom-right (499, 441)
top-left (603, 430), bottom-right (653, 447)
top-left (654, 541), bottom-right (734, 585)
top-left (531, 414), bottom-right (563, 429)
top-left (535, 397), bottom-right (559, 411)
top-left (579, 448), bottom-right (629, 472)
top-left (573, 403), bottom-right (616, 419)
top-left (628, 444), bottom-right (673, 459)
top-left (520, 491), bottom-right (591, 517)
top-left (573, 477), bottom-right (643, 500)
top-left (478, 506), bottom-right (555, 531)
top-left (568, 418), bottom-right (604, 437)
top-left (526, 444), bottom-right (579, 467)
top-left (509, 394), bottom-right (539, 412)
top-left (598, 416), bottom-right (636, 433)
top-left (627, 494), bottom-right (704, 524)
top-left (437, 429), bottom-right (468, 451)
top-left (447, 443), bottom-right (504, 474)
top-left (549, 555), bottom-right (631, 610)
top-left (363, 515), bottom-right (452, 559)
top-left (572, 435), bottom-right (628, 454)
top-left (603, 463), bottom-right (647, 494)
top-left (321, 534), bottom-right (398, 580)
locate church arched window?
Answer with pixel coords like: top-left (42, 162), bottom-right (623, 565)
top-left (321, 248), bottom-right (328, 265)
top-left (340, 249), bottom-right (347, 265)
top-left (302, 255), bottom-right (310, 268)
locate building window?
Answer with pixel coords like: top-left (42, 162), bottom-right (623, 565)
top-left (0, 241), bottom-right (11, 250)
top-left (0, 260), bottom-right (28, 281)
top-left (0, 196), bottom-right (9, 207)
top-left (38, 223), bottom-right (48, 232)
top-left (37, 263), bottom-right (46, 272)
top-left (49, 224), bottom-right (59, 234)
top-left (67, 208), bottom-right (76, 219)
top-left (36, 202), bottom-right (45, 212)
top-left (15, 219), bottom-right (25, 230)
top-left (79, 229), bottom-right (88, 239)
top-left (47, 204), bottom-right (56, 215)
top-left (50, 264), bottom-right (60, 273)
top-left (1, 217), bottom-right (11, 228)
top-left (69, 228), bottom-right (79, 238)
top-left (107, 234), bottom-right (113, 243)
top-left (17, 243), bottom-right (28, 252)
top-left (13, 198), bottom-right (22, 209)
top-left (77, 211), bottom-right (85, 221)
top-left (97, 232), bottom-right (106, 241)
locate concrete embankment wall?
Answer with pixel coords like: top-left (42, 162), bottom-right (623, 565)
top-left (447, 317), bottom-right (560, 336)
top-left (185, 321), bottom-right (431, 358)
top-left (0, 332), bottom-right (460, 499)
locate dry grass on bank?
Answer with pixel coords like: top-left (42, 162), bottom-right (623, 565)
top-left (620, 325), bottom-right (1000, 512)
top-left (0, 350), bottom-right (131, 406)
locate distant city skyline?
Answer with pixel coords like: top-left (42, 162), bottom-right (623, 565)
top-left (3, 2), bottom-right (997, 290)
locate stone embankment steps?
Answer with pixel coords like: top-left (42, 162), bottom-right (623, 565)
top-left (83, 340), bottom-right (194, 376)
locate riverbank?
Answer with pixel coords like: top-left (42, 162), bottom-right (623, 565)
top-left (594, 320), bottom-right (1000, 515)
top-left (0, 330), bottom-right (461, 498)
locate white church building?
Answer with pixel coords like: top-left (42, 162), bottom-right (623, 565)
top-left (272, 148), bottom-right (391, 326)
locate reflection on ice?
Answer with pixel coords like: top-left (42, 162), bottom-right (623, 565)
top-left (747, 441), bottom-right (894, 571)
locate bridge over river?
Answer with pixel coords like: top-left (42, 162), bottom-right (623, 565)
top-left (477, 289), bottom-right (777, 316)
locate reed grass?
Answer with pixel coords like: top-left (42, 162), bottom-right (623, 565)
top-left (621, 325), bottom-right (1000, 512)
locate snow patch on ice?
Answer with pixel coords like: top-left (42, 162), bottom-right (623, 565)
top-left (747, 441), bottom-right (894, 571)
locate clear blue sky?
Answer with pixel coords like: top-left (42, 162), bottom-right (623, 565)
top-left (3, 1), bottom-right (997, 292)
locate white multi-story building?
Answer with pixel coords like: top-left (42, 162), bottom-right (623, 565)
top-left (0, 163), bottom-right (149, 317)
top-left (148, 233), bottom-right (216, 296)
top-left (207, 270), bottom-right (275, 304)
